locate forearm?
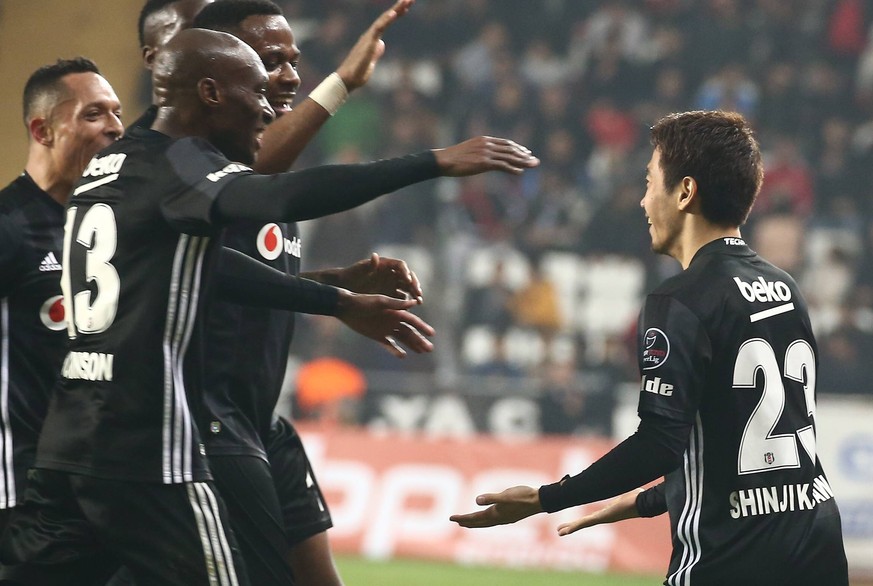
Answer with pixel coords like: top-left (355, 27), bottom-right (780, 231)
top-left (538, 415), bottom-right (688, 513)
top-left (299, 268), bottom-right (343, 288)
top-left (214, 151), bottom-right (439, 223)
top-left (253, 99), bottom-right (331, 174)
top-left (636, 483), bottom-right (668, 517)
top-left (215, 247), bottom-right (339, 315)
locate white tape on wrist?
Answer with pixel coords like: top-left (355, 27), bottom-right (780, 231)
top-left (308, 72), bottom-right (349, 116)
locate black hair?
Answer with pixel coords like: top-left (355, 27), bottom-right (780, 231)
top-left (22, 57), bottom-right (101, 125)
top-left (192, 0), bottom-right (283, 33)
top-left (138, 0), bottom-right (182, 47)
top-left (651, 110), bottom-right (764, 227)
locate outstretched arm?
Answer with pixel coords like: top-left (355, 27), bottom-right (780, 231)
top-left (214, 247), bottom-right (433, 357)
top-left (254, 0), bottom-right (415, 174)
top-left (450, 415), bottom-right (686, 528)
top-left (558, 483), bottom-right (667, 536)
top-left (302, 253), bottom-right (424, 303)
top-left (214, 138), bottom-right (538, 224)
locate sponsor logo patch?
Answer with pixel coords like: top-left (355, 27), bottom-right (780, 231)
top-left (256, 223), bottom-right (283, 260)
top-left (255, 223), bottom-right (301, 260)
top-left (39, 295), bottom-right (66, 331)
top-left (642, 327), bottom-right (670, 370)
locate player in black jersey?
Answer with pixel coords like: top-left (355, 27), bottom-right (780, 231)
top-left (0, 29), bottom-right (537, 586)
top-left (0, 58), bottom-right (122, 534)
top-left (451, 111), bottom-right (849, 586)
top-left (191, 2), bottom-right (422, 585)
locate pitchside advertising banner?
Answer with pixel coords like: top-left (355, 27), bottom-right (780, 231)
top-left (297, 425), bottom-right (670, 576)
top-left (297, 395), bottom-right (873, 577)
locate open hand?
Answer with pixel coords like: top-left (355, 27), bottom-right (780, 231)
top-left (336, 0), bottom-right (415, 90)
top-left (449, 485), bottom-right (543, 528)
top-left (433, 136), bottom-right (540, 176)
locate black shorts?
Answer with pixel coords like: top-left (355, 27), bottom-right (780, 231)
top-left (0, 468), bottom-right (248, 586)
top-left (266, 417), bottom-right (333, 545)
top-left (208, 455), bottom-right (296, 586)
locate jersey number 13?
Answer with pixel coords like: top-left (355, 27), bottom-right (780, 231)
top-left (61, 204), bottom-right (120, 337)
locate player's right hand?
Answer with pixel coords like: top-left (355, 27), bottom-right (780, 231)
top-left (432, 136), bottom-right (540, 176)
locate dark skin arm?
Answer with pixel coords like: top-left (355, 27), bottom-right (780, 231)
top-left (254, 0), bottom-right (414, 174)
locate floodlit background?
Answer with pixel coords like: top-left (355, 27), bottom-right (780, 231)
top-left (2, 1), bottom-right (871, 582)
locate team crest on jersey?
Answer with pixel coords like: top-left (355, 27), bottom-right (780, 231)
top-left (764, 452), bottom-right (775, 465)
top-left (39, 295), bottom-right (66, 331)
top-left (642, 327), bottom-right (670, 370)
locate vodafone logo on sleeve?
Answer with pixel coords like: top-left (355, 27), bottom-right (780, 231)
top-left (39, 295), bottom-right (66, 331)
top-left (256, 223), bottom-right (301, 260)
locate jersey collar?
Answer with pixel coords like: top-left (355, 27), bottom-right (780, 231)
top-left (689, 236), bottom-right (755, 266)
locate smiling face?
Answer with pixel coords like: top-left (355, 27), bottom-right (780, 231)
top-left (48, 72), bottom-right (123, 181)
top-left (235, 14), bottom-right (301, 117)
top-left (642, 148), bottom-right (684, 258)
top-left (209, 49), bottom-right (275, 164)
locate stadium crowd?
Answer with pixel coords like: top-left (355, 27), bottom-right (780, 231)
top-left (242, 0), bottom-right (873, 432)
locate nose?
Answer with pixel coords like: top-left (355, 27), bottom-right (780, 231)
top-left (106, 113), bottom-right (123, 140)
top-left (277, 61), bottom-right (301, 90)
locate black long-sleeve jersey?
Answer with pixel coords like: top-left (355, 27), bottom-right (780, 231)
top-left (540, 238), bottom-right (847, 585)
top-left (639, 238), bottom-right (846, 585)
top-left (202, 220), bottom-right (301, 458)
top-left (0, 174), bottom-right (66, 505)
top-left (37, 123), bottom-right (440, 484)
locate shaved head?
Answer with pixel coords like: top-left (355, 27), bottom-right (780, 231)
top-left (153, 28), bottom-right (264, 106)
top-left (151, 28), bottom-right (274, 164)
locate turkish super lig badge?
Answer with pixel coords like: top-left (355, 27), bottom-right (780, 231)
top-left (642, 327), bottom-right (670, 370)
top-left (256, 223), bottom-right (283, 260)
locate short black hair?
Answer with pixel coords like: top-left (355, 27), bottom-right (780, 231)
top-left (138, 0), bottom-right (181, 47)
top-left (192, 0), bottom-right (283, 33)
top-left (22, 57), bottom-right (101, 125)
top-left (651, 110), bottom-right (764, 227)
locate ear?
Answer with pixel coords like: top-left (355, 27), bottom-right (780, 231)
top-left (198, 78), bottom-right (221, 107)
top-left (142, 45), bottom-right (157, 70)
top-left (677, 176), bottom-right (698, 212)
top-left (29, 117), bottom-right (52, 146)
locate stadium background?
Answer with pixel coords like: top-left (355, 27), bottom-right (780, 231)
top-left (1, 0), bottom-right (872, 582)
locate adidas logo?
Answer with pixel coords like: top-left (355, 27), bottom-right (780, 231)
top-left (39, 252), bottom-right (62, 272)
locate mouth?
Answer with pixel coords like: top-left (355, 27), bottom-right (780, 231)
top-left (270, 94), bottom-right (296, 116)
top-left (254, 127), bottom-right (266, 149)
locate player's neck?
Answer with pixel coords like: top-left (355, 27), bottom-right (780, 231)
top-left (24, 150), bottom-right (73, 207)
top-left (674, 220), bottom-right (741, 269)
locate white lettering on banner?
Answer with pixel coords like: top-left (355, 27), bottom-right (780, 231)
top-left (361, 465), bottom-right (465, 560)
top-left (371, 394), bottom-right (540, 437)
top-left (297, 428), bottom-right (670, 574)
top-left (488, 398), bottom-right (540, 438)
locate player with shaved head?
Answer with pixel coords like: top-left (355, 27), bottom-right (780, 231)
top-left (0, 28), bottom-right (537, 585)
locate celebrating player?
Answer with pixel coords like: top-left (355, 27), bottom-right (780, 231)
top-left (191, 1), bottom-right (423, 584)
top-left (451, 111), bottom-right (849, 586)
top-left (0, 57), bottom-right (122, 534)
top-left (0, 28), bottom-right (537, 586)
